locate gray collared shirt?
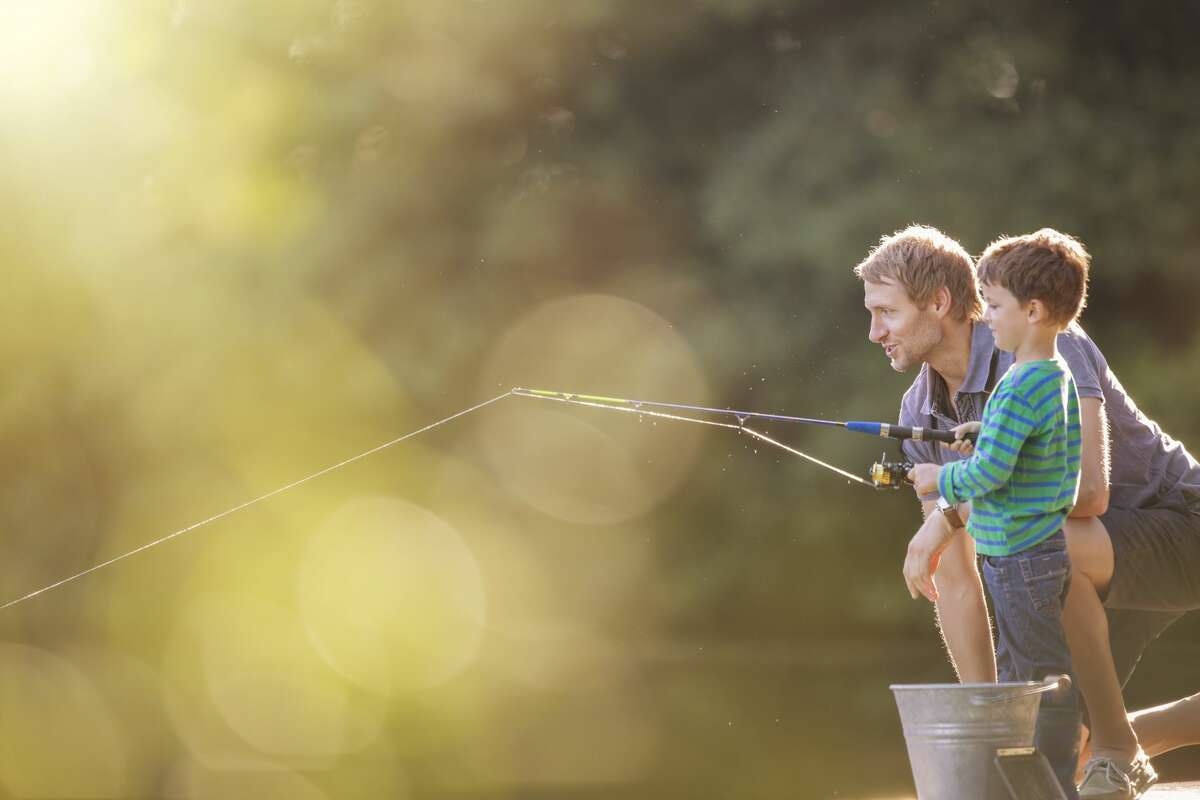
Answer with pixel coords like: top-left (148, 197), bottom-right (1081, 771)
top-left (899, 322), bottom-right (1200, 511)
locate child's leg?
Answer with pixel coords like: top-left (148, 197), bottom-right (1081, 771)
top-left (983, 532), bottom-right (1080, 800)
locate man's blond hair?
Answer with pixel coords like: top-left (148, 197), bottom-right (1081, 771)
top-left (853, 225), bottom-right (982, 321)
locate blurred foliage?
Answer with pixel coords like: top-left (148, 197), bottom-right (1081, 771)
top-left (2, 0), bottom-right (1199, 797)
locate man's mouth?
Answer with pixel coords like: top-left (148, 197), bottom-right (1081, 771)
top-left (884, 345), bottom-right (897, 359)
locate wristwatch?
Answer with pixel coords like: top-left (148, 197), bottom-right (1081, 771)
top-left (935, 496), bottom-right (964, 529)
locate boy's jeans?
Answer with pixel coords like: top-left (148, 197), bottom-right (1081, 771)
top-left (982, 530), bottom-right (1081, 800)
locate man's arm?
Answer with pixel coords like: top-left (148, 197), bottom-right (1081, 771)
top-left (904, 502), bottom-right (960, 601)
top-left (896, 395), bottom-right (995, 682)
top-left (912, 500), bottom-right (997, 683)
top-left (1071, 396), bottom-right (1110, 518)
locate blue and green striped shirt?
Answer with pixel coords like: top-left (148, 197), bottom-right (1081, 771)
top-left (938, 358), bottom-right (1082, 557)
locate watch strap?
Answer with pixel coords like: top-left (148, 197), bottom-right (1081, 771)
top-left (937, 498), bottom-right (964, 529)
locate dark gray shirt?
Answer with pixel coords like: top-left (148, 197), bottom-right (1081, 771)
top-left (899, 322), bottom-right (1200, 511)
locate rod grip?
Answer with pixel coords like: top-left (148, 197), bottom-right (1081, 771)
top-left (913, 426), bottom-right (978, 444)
top-left (845, 421), bottom-right (979, 444)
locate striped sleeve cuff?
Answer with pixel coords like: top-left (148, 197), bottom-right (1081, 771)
top-left (938, 463), bottom-right (961, 505)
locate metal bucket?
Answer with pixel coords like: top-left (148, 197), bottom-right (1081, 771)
top-left (891, 677), bottom-right (1064, 800)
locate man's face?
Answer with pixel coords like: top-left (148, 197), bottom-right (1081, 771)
top-left (863, 279), bottom-right (942, 372)
top-left (980, 282), bottom-right (1028, 353)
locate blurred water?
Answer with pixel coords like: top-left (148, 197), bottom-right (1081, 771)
top-left (0, 624), bottom-right (1195, 798)
top-left (398, 630), bottom-right (1199, 800)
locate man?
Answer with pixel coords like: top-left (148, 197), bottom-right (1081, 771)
top-left (854, 225), bottom-right (1200, 799)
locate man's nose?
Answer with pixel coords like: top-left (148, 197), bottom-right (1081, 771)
top-left (868, 317), bottom-right (886, 343)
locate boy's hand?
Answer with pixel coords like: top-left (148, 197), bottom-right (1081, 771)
top-left (944, 421), bottom-right (981, 455)
top-left (907, 463), bottom-right (942, 497)
top-left (903, 513), bottom-right (959, 602)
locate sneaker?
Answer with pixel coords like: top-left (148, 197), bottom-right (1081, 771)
top-left (1078, 749), bottom-right (1158, 800)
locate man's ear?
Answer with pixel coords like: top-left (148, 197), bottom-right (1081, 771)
top-left (931, 286), bottom-right (954, 319)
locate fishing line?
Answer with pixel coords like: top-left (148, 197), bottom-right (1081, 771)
top-left (3, 387), bottom-right (880, 610)
top-left (738, 427), bottom-right (874, 487)
top-left (0, 391), bottom-right (513, 612)
top-left (516, 391), bottom-right (743, 431)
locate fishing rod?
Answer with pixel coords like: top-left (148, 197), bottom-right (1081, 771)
top-left (510, 387), bottom-right (973, 491)
top-left (511, 388), bottom-right (977, 445)
top-left (511, 388), bottom-right (878, 487)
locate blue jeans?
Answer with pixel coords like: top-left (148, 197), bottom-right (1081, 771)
top-left (982, 530), bottom-right (1080, 800)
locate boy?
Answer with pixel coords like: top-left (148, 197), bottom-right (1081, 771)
top-left (906, 229), bottom-right (1090, 799)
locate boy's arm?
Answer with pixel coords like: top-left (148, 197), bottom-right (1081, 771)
top-left (939, 387), bottom-right (1037, 504)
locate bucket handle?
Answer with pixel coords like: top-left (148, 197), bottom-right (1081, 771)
top-left (969, 674), bottom-right (1071, 706)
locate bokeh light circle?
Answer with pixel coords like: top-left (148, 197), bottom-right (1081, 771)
top-left (297, 496), bottom-right (487, 696)
top-left (163, 592), bottom-right (384, 763)
top-left (480, 293), bottom-right (709, 524)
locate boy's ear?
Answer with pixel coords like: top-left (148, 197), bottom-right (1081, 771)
top-left (1026, 298), bottom-right (1048, 324)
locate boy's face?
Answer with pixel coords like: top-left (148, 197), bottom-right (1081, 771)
top-left (980, 283), bottom-right (1029, 352)
top-left (863, 278), bottom-right (942, 372)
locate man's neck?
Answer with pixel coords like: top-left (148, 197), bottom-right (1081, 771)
top-left (927, 320), bottom-right (974, 399)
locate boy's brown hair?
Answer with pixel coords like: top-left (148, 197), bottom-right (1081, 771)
top-left (853, 225), bottom-right (982, 321)
top-left (977, 229), bottom-right (1090, 329)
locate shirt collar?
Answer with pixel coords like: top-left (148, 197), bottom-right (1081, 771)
top-left (921, 322), bottom-right (996, 417)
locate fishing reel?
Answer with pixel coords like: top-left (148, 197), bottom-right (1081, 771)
top-left (869, 454), bottom-right (913, 489)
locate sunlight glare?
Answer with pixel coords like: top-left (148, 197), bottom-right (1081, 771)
top-left (0, 1), bottom-right (102, 102)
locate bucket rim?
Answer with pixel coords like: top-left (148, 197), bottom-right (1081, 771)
top-left (889, 681), bottom-right (1047, 691)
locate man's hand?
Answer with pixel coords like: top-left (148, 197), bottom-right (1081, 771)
top-left (907, 463), bottom-right (942, 497)
top-left (945, 421), bottom-right (981, 456)
top-left (903, 512), bottom-right (959, 602)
